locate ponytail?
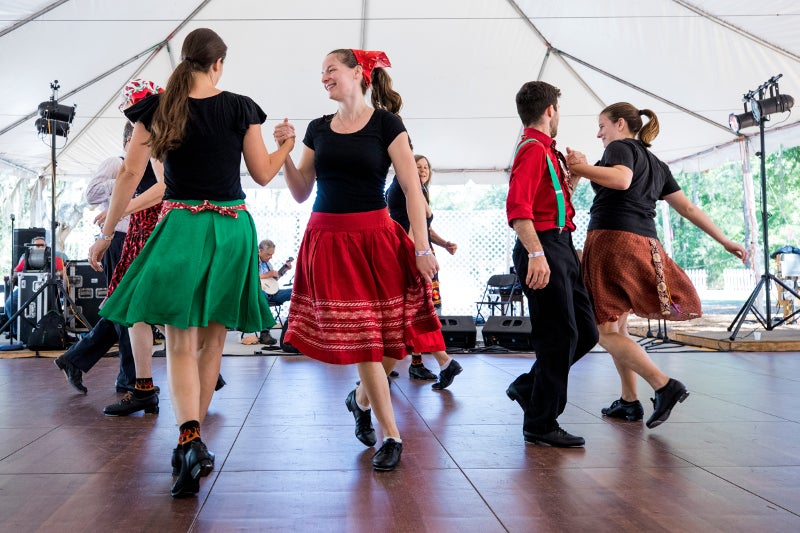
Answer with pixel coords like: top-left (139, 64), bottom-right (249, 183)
top-left (601, 102), bottom-right (660, 147)
top-left (370, 68), bottom-right (403, 114)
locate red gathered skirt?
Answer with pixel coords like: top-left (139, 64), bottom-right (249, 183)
top-left (285, 209), bottom-right (441, 364)
top-left (106, 202), bottom-right (161, 298)
top-left (582, 229), bottom-right (701, 324)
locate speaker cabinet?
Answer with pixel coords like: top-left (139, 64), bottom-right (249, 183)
top-left (12, 227), bottom-right (46, 266)
top-left (439, 315), bottom-right (476, 349)
top-left (482, 316), bottom-right (533, 351)
top-left (16, 272), bottom-right (50, 345)
top-left (66, 261), bottom-right (107, 331)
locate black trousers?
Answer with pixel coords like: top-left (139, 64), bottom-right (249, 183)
top-left (64, 231), bottom-right (135, 389)
top-left (512, 230), bottom-right (598, 434)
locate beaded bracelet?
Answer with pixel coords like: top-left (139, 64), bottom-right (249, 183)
top-left (415, 249), bottom-right (432, 256)
top-left (528, 251), bottom-right (545, 258)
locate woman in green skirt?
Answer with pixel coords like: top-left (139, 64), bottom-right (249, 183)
top-left (88, 28), bottom-right (294, 498)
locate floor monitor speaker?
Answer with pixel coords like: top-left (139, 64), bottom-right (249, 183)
top-left (439, 315), bottom-right (476, 349)
top-left (482, 316), bottom-right (533, 351)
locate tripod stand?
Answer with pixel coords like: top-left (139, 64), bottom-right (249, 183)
top-left (0, 81), bottom-right (89, 348)
top-left (728, 86), bottom-right (800, 340)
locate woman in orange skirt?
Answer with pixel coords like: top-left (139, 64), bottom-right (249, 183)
top-left (567, 102), bottom-right (747, 429)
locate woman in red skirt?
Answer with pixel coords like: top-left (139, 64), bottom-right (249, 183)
top-left (567, 102), bottom-right (747, 428)
top-left (274, 49), bottom-right (440, 471)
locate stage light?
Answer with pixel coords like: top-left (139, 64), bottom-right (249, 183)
top-left (33, 82), bottom-right (75, 138)
top-left (729, 110), bottom-right (758, 133)
top-left (728, 76), bottom-right (794, 134)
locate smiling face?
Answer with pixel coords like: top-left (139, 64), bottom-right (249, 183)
top-left (321, 53), bottom-right (360, 101)
top-left (416, 157), bottom-right (431, 185)
top-left (597, 113), bottom-right (629, 148)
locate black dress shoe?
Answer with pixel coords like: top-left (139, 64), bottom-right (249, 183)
top-left (372, 438), bottom-right (402, 471)
top-left (345, 389), bottom-right (376, 446)
top-left (172, 443), bottom-right (215, 477)
top-left (103, 391), bottom-right (159, 416)
top-left (432, 359), bottom-right (463, 390)
top-left (259, 331), bottom-right (278, 346)
top-left (171, 440), bottom-right (204, 498)
top-left (523, 427), bottom-right (585, 447)
top-left (646, 378), bottom-right (689, 429)
top-left (389, 370), bottom-right (399, 377)
top-left (601, 398), bottom-right (644, 421)
top-left (408, 364), bottom-right (437, 381)
top-left (215, 374), bottom-right (226, 391)
top-left (506, 373), bottom-right (533, 413)
top-left (54, 356), bottom-right (87, 394)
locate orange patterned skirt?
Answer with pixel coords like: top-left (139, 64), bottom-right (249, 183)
top-left (582, 229), bottom-right (701, 324)
top-left (285, 209), bottom-right (441, 364)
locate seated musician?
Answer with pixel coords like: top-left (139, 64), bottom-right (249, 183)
top-left (241, 239), bottom-right (293, 346)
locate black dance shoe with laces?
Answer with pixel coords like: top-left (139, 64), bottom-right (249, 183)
top-left (103, 391), bottom-right (159, 416)
top-left (523, 427), bottom-right (585, 447)
top-left (172, 442), bottom-right (215, 477)
top-left (372, 438), bottom-right (403, 471)
top-left (432, 359), bottom-right (463, 390)
top-left (345, 389), bottom-right (377, 446)
top-left (646, 378), bottom-right (689, 429)
top-left (54, 356), bottom-right (87, 394)
top-left (171, 440), bottom-right (205, 498)
top-left (601, 398), bottom-right (644, 421)
top-left (408, 364), bottom-right (438, 380)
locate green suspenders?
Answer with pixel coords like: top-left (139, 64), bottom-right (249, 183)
top-left (513, 138), bottom-right (566, 229)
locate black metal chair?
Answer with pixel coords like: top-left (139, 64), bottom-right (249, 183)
top-left (475, 274), bottom-right (518, 323)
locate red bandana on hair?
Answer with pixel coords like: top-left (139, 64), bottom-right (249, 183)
top-left (351, 49), bottom-right (391, 87)
top-left (119, 78), bottom-right (164, 110)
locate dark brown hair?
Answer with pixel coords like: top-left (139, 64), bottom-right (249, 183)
top-left (328, 49), bottom-right (403, 114)
top-left (516, 81), bottom-right (561, 127)
top-left (601, 102), bottom-right (660, 147)
top-left (149, 28), bottom-right (227, 159)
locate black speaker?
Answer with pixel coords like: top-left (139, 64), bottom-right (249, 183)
top-left (16, 272), bottom-right (50, 345)
top-left (66, 260), bottom-right (107, 331)
top-left (482, 316), bottom-right (533, 351)
top-left (439, 315), bottom-right (476, 349)
top-left (12, 227), bottom-right (46, 266)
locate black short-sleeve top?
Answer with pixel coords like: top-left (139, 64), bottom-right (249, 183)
top-left (302, 109), bottom-right (406, 213)
top-left (124, 91), bottom-right (267, 201)
top-left (588, 139), bottom-right (681, 238)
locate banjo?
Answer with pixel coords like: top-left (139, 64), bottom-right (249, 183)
top-left (261, 257), bottom-right (294, 295)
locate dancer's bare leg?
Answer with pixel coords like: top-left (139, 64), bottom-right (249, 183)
top-left (597, 312), bottom-right (668, 392)
top-left (355, 361), bottom-right (399, 439)
top-left (196, 322), bottom-right (226, 423)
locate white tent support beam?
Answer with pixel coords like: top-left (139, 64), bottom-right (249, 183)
top-left (0, 0), bottom-right (70, 39)
top-left (672, 0), bottom-right (800, 64)
top-left (555, 48), bottom-right (733, 136)
top-left (42, 0), bottom-right (213, 173)
top-left (359, 0), bottom-right (368, 49)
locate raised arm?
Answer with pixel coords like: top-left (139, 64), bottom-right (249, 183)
top-left (274, 119), bottom-right (316, 203)
top-left (242, 123), bottom-right (295, 186)
top-left (664, 190), bottom-right (748, 262)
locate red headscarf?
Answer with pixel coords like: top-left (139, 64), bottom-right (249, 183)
top-left (351, 49), bottom-right (391, 87)
top-left (118, 78), bottom-right (164, 110)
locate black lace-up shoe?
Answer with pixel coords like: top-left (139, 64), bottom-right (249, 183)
top-left (506, 374), bottom-right (533, 413)
top-left (601, 398), bottom-right (644, 421)
top-left (409, 364), bottom-right (438, 380)
top-left (523, 427), bottom-right (585, 447)
top-left (372, 438), bottom-right (403, 471)
top-left (345, 389), bottom-right (376, 446)
top-left (432, 359), bottom-right (463, 390)
top-left (215, 374), bottom-right (226, 391)
top-left (646, 379), bottom-right (689, 429)
top-left (54, 356), bottom-right (87, 394)
top-left (103, 391), bottom-right (159, 416)
top-left (171, 440), bottom-right (204, 498)
top-left (172, 443), bottom-right (215, 477)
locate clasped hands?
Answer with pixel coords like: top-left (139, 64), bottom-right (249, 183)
top-left (565, 147), bottom-right (587, 176)
top-left (274, 119), bottom-right (295, 147)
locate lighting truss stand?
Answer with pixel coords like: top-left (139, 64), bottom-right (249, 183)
top-left (728, 105), bottom-right (800, 340)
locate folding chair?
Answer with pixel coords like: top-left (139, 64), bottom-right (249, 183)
top-left (475, 274), bottom-right (518, 323)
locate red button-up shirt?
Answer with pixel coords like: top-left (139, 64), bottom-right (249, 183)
top-left (506, 127), bottom-right (576, 232)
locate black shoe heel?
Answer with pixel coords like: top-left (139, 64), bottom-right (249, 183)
top-left (145, 405), bottom-right (159, 415)
top-left (171, 441), bottom-right (204, 498)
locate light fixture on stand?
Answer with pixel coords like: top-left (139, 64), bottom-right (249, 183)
top-left (727, 74), bottom-right (799, 339)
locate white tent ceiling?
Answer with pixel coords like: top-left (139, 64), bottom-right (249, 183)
top-left (2, 0), bottom-right (800, 185)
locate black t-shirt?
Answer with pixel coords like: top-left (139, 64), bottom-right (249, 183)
top-left (385, 176), bottom-right (433, 238)
top-left (125, 91), bottom-right (266, 201)
top-left (588, 139), bottom-right (681, 238)
top-left (135, 161), bottom-right (158, 197)
top-left (302, 109), bottom-right (406, 213)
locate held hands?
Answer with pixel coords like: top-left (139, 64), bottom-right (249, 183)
top-left (565, 147), bottom-right (587, 176)
top-left (526, 255), bottom-right (550, 290)
top-left (273, 118), bottom-right (296, 148)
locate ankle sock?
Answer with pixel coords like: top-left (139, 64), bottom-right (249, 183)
top-left (133, 378), bottom-right (154, 398)
top-left (384, 437), bottom-right (402, 443)
top-left (178, 420), bottom-right (201, 448)
top-left (439, 360), bottom-right (451, 371)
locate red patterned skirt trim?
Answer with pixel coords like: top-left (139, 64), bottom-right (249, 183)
top-left (107, 202), bottom-right (162, 297)
top-left (285, 209), bottom-right (441, 364)
top-left (582, 229), bottom-right (701, 324)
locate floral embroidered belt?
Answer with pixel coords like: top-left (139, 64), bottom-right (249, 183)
top-left (160, 200), bottom-right (247, 220)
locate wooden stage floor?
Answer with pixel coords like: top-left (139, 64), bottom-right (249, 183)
top-left (1, 332), bottom-right (799, 532)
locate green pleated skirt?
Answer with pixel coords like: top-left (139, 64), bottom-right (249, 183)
top-left (100, 199), bottom-right (275, 332)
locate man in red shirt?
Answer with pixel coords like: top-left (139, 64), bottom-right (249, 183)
top-left (504, 81), bottom-right (598, 447)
